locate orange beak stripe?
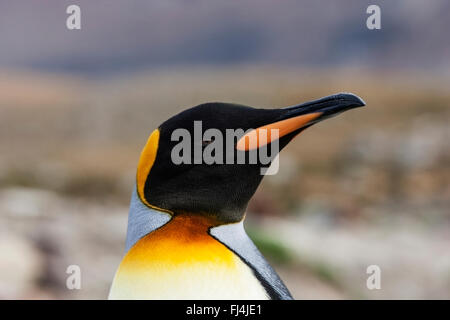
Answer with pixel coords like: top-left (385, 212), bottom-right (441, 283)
top-left (236, 112), bottom-right (322, 151)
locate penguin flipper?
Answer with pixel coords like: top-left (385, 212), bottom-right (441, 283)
top-left (210, 222), bottom-right (293, 300)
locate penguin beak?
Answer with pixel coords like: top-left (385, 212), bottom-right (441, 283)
top-left (237, 93), bottom-right (365, 151)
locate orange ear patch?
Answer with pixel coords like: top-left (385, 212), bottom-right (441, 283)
top-left (236, 112), bottom-right (322, 151)
top-left (136, 129), bottom-right (171, 212)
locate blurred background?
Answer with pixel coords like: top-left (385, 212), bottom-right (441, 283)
top-left (0, 0), bottom-right (449, 299)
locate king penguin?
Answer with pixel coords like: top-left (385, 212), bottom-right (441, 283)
top-left (108, 92), bottom-right (365, 300)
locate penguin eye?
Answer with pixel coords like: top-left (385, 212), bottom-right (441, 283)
top-left (202, 137), bottom-right (215, 147)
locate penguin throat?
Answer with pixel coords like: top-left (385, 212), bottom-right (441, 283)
top-left (168, 214), bottom-right (220, 234)
top-left (121, 213), bottom-right (235, 267)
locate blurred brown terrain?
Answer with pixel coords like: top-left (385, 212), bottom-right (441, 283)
top-left (0, 67), bottom-right (449, 299)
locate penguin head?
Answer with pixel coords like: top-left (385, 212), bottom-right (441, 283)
top-left (136, 93), bottom-right (365, 224)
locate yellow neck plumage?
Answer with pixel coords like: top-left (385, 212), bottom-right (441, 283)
top-left (108, 214), bottom-right (268, 299)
